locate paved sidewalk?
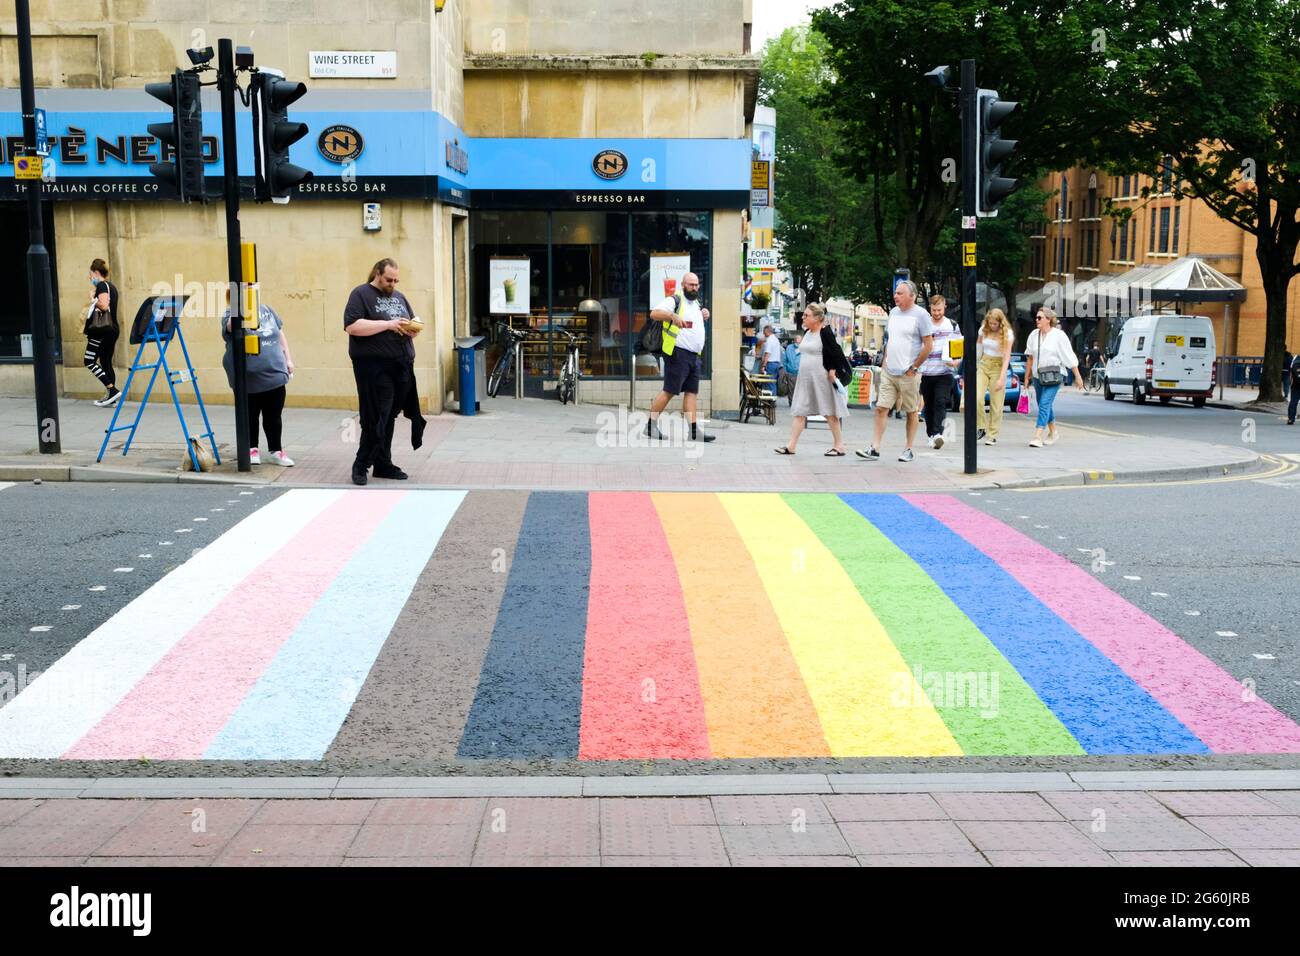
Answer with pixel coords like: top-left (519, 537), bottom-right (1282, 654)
top-left (2, 771), bottom-right (1298, 866)
top-left (0, 392), bottom-right (1263, 492)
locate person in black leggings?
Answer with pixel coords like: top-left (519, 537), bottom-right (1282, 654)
top-left (85, 258), bottom-right (121, 407)
top-left (222, 291), bottom-right (296, 466)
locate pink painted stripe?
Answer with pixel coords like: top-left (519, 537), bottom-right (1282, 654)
top-left (906, 494), bottom-right (1300, 754)
top-left (579, 492), bottom-right (711, 759)
top-left (64, 491), bottom-right (406, 760)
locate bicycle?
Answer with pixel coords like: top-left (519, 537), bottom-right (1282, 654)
top-left (554, 329), bottom-right (584, 405)
top-left (487, 321), bottom-right (531, 398)
top-left (1087, 365), bottom-right (1107, 392)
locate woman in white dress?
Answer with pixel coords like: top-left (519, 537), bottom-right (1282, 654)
top-left (775, 303), bottom-right (850, 456)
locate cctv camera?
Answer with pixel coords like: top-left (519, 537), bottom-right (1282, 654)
top-left (924, 64), bottom-right (952, 90)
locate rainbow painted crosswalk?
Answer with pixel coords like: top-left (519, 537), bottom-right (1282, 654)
top-left (2, 490), bottom-right (1298, 762)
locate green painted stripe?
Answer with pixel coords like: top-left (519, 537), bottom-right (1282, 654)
top-left (782, 493), bottom-right (1084, 756)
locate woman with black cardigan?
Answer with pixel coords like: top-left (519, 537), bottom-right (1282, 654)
top-left (774, 303), bottom-right (851, 456)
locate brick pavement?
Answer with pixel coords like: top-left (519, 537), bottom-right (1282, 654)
top-left (2, 790), bottom-right (1298, 867)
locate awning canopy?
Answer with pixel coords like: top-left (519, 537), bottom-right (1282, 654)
top-left (1017, 256), bottom-right (1246, 317)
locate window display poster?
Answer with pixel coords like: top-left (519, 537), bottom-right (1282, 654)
top-left (490, 257), bottom-right (530, 314)
top-left (649, 254), bottom-right (691, 311)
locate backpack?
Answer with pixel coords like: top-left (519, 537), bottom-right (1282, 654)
top-left (635, 293), bottom-right (685, 357)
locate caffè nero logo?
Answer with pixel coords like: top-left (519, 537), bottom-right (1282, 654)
top-left (318, 124), bottom-right (364, 163)
top-left (592, 149), bottom-right (628, 181)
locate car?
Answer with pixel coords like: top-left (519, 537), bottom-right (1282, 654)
top-left (850, 349), bottom-right (873, 367)
top-left (953, 365), bottom-right (1022, 412)
top-left (1009, 352), bottom-right (1028, 381)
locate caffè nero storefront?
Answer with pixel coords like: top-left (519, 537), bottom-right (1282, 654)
top-left (0, 89), bottom-right (749, 414)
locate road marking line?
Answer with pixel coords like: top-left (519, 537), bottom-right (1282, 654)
top-left (1185, 610), bottom-right (1201, 616)
top-left (1124, 575), bottom-right (1141, 581)
top-left (1151, 592), bottom-right (1169, 597)
top-left (61, 605), bottom-right (80, 611)
top-left (113, 567), bottom-right (133, 573)
top-left (29, 626), bottom-right (52, 633)
top-left (88, 586), bottom-right (106, 592)
top-left (1216, 631), bottom-right (1238, 637)
top-left (1254, 654), bottom-right (1276, 660)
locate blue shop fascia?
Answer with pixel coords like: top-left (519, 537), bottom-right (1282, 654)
top-left (0, 89), bottom-right (750, 210)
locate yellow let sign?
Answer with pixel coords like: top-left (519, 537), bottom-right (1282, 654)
top-left (962, 242), bottom-right (976, 266)
top-left (751, 161), bottom-right (770, 190)
top-left (14, 156), bottom-right (43, 180)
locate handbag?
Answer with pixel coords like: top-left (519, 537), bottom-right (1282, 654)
top-left (1035, 332), bottom-right (1063, 386)
top-left (1016, 392), bottom-right (1030, 415)
top-left (87, 304), bottom-right (113, 333)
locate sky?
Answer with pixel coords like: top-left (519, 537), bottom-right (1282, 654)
top-left (751, 0), bottom-right (828, 52)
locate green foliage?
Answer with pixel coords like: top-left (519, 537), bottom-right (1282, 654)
top-left (760, 26), bottom-right (897, 305)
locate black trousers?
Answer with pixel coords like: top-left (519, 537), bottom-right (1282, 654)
top-left (248, 385), bottom-right (286, 453)
top-left (84, 326), bottom-right (118, 390)
top-left (351, 357), bottom-right (410, 471)
top-left (920, 374), bottom-right (952, 438)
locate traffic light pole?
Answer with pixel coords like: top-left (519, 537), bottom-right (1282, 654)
top-left (218, 39), bottom-right (251, 473)
top-left (960, 59), bottom-right (979, 476)
top-left (16, 0), bottom-right (60, 454)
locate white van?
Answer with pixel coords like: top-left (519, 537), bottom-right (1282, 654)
top-left (1104, 313), bottom-right (1216, 407)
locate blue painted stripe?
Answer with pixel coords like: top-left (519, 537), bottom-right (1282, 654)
top-left (204, 490), bottom-right (466, 760)
top-left (458, 492), bottom-right (591, 759)
top-left (839, 494), bottom-right (1209, 755)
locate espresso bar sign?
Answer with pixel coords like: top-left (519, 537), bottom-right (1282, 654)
top-left (309, 50), bottom-right (397, 78)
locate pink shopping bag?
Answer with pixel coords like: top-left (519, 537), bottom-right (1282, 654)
top-left (1016, 392), bottom-right (1030, 415)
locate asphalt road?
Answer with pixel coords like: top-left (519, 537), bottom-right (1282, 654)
top-left (1051, 388), bottom-right (1300, 457)
top-left (968, 469), bottom-right (1300, 726)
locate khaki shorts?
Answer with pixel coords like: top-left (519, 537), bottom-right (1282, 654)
top-left (877, 369), bottom-right (922, 414)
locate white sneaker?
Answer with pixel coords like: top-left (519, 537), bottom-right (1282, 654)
top-left (93, 390), bottom-right (121, 407)
top-left (926, 435), bottom-right (936, 448)
top-left (249, 447), bottom-right (261, 465)
top-left (984, 436), bottom-right (998, 446)
top-left (1044, 432), bottom-right (1059, 446)
top-left (268, 450), bottom-right (295, 466)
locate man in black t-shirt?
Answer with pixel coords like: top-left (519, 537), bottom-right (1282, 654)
top-left (344, 257), bottom-right (418, 485)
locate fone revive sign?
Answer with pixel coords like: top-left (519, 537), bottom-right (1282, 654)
top-left (309, 51), bottom-right (397, 78)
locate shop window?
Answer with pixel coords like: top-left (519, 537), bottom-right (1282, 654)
top-left (470, 210), bottom-right (551, 397)
top-left (0, 203), bottom-right (62, 361)
top-left (633, 212), bottom-right (712, 378)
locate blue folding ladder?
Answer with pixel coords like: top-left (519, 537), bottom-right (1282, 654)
top-left (97, 295), bottom-right (220, 472)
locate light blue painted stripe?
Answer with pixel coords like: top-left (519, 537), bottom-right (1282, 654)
top-left (203, 490), bottom-right (466, 760)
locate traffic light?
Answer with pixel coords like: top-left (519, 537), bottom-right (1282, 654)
top-left (976, 88), bottom-right (1018, 217)
top-left (250, 69), bottom-right (312, 203)
top-left (145, 70), bottom-right (206, 201)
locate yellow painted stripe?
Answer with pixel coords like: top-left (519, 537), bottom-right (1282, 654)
top-left (718, 493), bottom-right (963, 757)
top-left (652, 493), bottom-right (831, 758)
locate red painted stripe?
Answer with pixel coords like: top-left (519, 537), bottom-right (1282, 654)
top-left (579, 492), bottom-right (711, 759)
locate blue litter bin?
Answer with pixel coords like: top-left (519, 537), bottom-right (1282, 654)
top-left (455, 335), bottom-right (485, 415)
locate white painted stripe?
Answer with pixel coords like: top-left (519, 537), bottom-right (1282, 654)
top-left (0, 482), bottom-right (15, 492)
top-left (0, 490), bottom-right (341, 758)
top-left (205, 491), bottom-right (467, 759)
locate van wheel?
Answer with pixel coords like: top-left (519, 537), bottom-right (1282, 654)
top-left (1133, 383), bottom-right (1146, 405)
top-left (1159, 395), bottom-right (1172, 405)
top-left (1192, 396), bottom-right (1206, 408)
top-left (1103, 380), bottom-right (1115, 401)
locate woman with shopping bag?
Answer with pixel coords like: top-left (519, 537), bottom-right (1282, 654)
top-left (1023, 307), bottom-right (1084, 447)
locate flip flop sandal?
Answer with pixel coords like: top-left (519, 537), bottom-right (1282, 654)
top-left (824, 449), bottom-right (846, 456)
top-left (774, 447), bottom-right (796, 455)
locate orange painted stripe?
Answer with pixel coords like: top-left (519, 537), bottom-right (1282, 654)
top-left (652, 492), bottom-right (831, 758)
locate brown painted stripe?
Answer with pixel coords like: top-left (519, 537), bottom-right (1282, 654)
top-left (325, 490), bottom-right (530, 759)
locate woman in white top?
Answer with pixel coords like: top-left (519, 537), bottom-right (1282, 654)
top-left (975, 308), bottom-right (1012, 445)
top-left (1023, 306), bottom-right (1083, 447)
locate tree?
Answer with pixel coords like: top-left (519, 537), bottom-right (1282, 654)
top-left (1105, 0), bottom-right (1300, 402)
top-left (760, 27), bottom-right (897, 305)
top-left (811, 0), bottom-right (1136, 276)
top-left (932, 182), bottom-right (1052, 325)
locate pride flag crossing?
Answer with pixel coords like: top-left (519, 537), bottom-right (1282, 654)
top-left (2, 490), bottom-right (1297, 762)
